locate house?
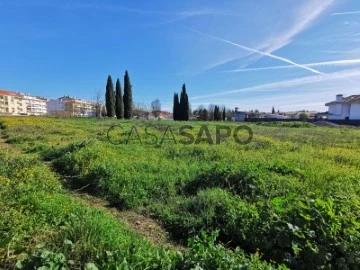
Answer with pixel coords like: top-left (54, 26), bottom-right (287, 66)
top-left (47, 96), bottom-right (98, 117)
top-left (0, 89), bottom-right (47, 116)
top-left (233, 108), bottom-right (246, 122)
top-left (325, 94), bottom-right (360, 120)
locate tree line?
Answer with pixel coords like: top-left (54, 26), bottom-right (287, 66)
top-left (193, 104), bottom-right (228, 121)
top-left (105, 71), bottom-right (132, 119)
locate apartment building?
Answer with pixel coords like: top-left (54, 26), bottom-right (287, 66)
top-left (47, 96), bottom-right (98, 117)
top-left (0, 90), bottom-right (47, 116)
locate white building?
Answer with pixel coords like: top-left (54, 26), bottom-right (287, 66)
top-left (47, 96), bottom-right (98, 117)
top-left (23, 94), bottom-right (48, 115)
top-left (325, 94), bottom-right (360, 120)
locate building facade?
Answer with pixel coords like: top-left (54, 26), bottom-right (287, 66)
top-left (47, 96), bottom-right (98, 117)
top-left (325, 94), bottom-right (360, 120)
top-left (0, 90), bottom-right (47, 116)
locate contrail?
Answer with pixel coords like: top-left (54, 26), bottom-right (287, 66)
top-left (222, 59), bottom-right (360, 73)
top-left (187, 27), bottom-right (324, 75)
top-left (331, 10), bottom-right (360, 16)
top-left (191, 68), bottom-right (360, 100)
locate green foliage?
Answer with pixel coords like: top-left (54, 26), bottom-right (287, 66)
top-left (179, 84), bottom-right (189, 121)
top-left (174, 84), bottom-right (190, 121)
top-left (16, 246), bottom-right (68, 270)
top-left (176, 231), bottom-right (282, 270)
top-left (298, 113), bottom-right (308, 120)
top-left (173, 92), bottom-right (180, 121)
top-left (123, 70), bottom-right (133, 119)
top-left (0, 119), bottom-right (7, 130)
top-left (115, 78), bottom-right (124, 119)
top-left (105, 75), bottom-right (115, 117)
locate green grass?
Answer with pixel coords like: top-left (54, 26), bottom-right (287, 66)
top-left (1, 116), bottom-right (360, 269)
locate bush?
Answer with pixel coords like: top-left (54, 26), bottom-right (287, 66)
top-left (183, 163), bottom-right (266, 200)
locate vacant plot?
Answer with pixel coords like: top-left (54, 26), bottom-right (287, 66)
top-left (1, 117), bottom-right (359, 269)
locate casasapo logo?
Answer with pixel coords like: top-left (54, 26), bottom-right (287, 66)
top-left (107, 125), bottom-right (253, 145)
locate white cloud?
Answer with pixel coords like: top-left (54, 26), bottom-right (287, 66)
top-left (188, 28), bottom-right (324, 75)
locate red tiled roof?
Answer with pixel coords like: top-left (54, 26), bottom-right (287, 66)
top-left (0, 89), bottom-right (23, 97)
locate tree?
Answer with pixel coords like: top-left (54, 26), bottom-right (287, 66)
top-left (133, 102), bottom-right (150, 118)
top-left (115, 79), bottom-right (124, 119)
top-left (105, 75), bottom-right (115, 117)
top-left (213, 105), bottom-right (222, 121)
top-left (173, 93), bottom-right (180, 120)
top-left (217, 106), bottom-right (222, 120)
top-left (222, 107), bottom-right (226, 121)
top-left (179, 84), bottom-right (189, 121)
top-left (226, 109), bottom-right (233, 121)
top-left (208, 104), bottom-right (216, 120)
top-left (94, 89), bottom-right (103, 118)
top-left (199, 109), bottom-right (208, 121)
top-left (272, 106), bottom-right (275, 114)
top-left (299, 113), bottom-right (308, 120)
top-left (173, 84), bottom-right (190, 121)
top-left (123, 70), bottom-right (133, 119)
top-left (214, 106), bottom-right (219, 121)
top-left (151, 99), bottom-right (161, 117)
top-left (101, 106), bottom-right (107, 117)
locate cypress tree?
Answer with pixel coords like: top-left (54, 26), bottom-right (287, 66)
top-left (202, 109), bottom-right (208, 121)
top-left (179, 84), bottom-right (189, 121)
top-left (123, 70), bottom-right (133, 119)
top-left (272, 106), bottom-right (275, 114)
top-left (173, 93), bottom-right (180, 120)
top-left (115, 78), bottom-right (124, 119)
top-left (222, 107), bottom-right (226, 121)
top-left (215, 106), bottom-right (222, 121)
top-left (105, 75), bottom-right (115, 117)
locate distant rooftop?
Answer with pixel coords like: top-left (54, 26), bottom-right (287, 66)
top-left (326, 95), bottom-right (360, 106)
top-left (0, 89), bottom-right (23, 97)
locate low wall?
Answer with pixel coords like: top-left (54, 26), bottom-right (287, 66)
top-left (326, 120), bottom-right (360, 126)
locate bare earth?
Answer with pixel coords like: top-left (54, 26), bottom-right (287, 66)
top-left (72, 193), bottom-right (186, 251)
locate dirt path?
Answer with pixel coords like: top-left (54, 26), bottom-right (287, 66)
top-left (0, 137), bottom-right (21, 153)
top-left (71, 192), bottom-right (186, 251)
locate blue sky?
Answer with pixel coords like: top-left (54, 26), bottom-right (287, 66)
top-left (1, 0), bottom-right (360, 112)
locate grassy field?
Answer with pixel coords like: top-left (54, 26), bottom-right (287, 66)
top-left (0, 117), bottom-right (359, 269)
